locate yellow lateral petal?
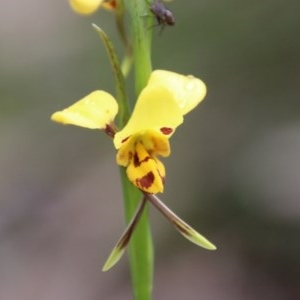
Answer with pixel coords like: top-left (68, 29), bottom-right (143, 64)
top-left (148, 70), bottom-right (207, 115)
top-left (114, 85), bottom-right (183, 149)
top-left (116, 136), bottom-right (134, 167)
top-left (69, 0), bottom-right (103, 15)
top-left (51, 90), bottom-right (118, 129)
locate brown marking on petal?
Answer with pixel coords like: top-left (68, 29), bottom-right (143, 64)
top-left (160, 127), bottom-right (173, 135)
top-left (133, 152), bottom-right (140, 167)
top-left (158, 169), bottom-right (165, 184)
top-left (121, 136), bottom-right (130, 144)
top-left (104, 124), bottom-right (116, 138)
top-left (136, 172), bottom-right (155, 189)
top-left (109, 0), bottom-right (117, 9)
top-left (103, 0), bottom-right (117, 9)
top-left (128, 151), bottom-right (133, 161)
top-left (133, 152), bottom-right (151, 167)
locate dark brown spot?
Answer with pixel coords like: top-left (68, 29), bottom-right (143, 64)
top-left (157, 168), bottom-right (165, 184)
top-left (133, 152), bottom-right (140, 167)
top-left (136, 172), bottom-right (155, 189)
top-left (105, 0), bottom-right (117, 9)
top-left (160, 127), bottom-right (173, 135)
top-left (121, 136), bottom-right (130, 144)
top-left (128, 151), bottom-right (133, 161)
top-left (104, 124), bottom-right (116, 138)
top-left (133, 152), bottom-right (151, 167)
top-left (111, 0), bottom-right (117, 9)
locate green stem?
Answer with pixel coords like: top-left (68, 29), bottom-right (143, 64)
top-left (121, 1), bottom-right (154, 299)
top-left (124, 0), bottom-right (153, 94)
top-left (120, 169), bottom-right (153, 300)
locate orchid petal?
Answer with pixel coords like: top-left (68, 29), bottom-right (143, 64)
top-left (51, 90), bottom-right (118, 129)
top-left (148, 70), bottom-right (207, 115)
top-left (125, 142), bottom-right (166, 193)
top-left (114, 84), bottom-right (183, 149)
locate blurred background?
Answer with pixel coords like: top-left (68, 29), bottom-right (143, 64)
top-left (1, 0), bottom-right (300, 299)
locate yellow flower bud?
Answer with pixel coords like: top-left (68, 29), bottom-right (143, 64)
top-left (69, 0), bottom-right (103, 15)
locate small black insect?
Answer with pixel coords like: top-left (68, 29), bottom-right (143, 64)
top-left (148, 0), bottom-right (175, 32)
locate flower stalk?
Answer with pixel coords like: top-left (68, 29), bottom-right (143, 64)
top-left (122, 1), bottom-right (154, 299)
top-left (124, 0), bottom-right (153, 94)
top-left (93, 3), bottom-right (155, 296)
top-left (120, 170), bottom-right (153, 300)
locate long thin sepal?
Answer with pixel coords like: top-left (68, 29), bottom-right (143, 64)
top-left (102, 197), bottom-right (147, 271)
top-left (92, 24), bottom-right (130, 127)
top-left (145, 193), bottom-right (216, 250)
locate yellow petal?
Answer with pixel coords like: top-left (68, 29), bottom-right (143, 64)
top-left (126, 142), bottom-right (165, 194)
top-left (139, 130), bottom-right (170, 157)
top-left (114, 85), bottom-right (183, 149)
top-left (116, 130), bottom-right (170, 167)
top-left (148, 70), bottom-right (207, 115)
top-left (51, 90), bottom-right (118, 129)
top-left (116, 136), bottom-right (134, 167)
top-left (69, 0), bottom-right (103, 15)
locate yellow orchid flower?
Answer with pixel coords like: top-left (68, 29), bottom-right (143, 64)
top-left (51, 70), bottom-right (206, 194)
top-left (51, 70), bottom-right (216, 271)
top-left (69, 0), bottom-right (117, 15)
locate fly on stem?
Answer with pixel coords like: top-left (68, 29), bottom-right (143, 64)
top-left (144, 0), bottom-right (175, 34)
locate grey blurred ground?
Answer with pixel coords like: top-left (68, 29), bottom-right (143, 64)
top-left (1, 0), bottom-right (300, 299)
